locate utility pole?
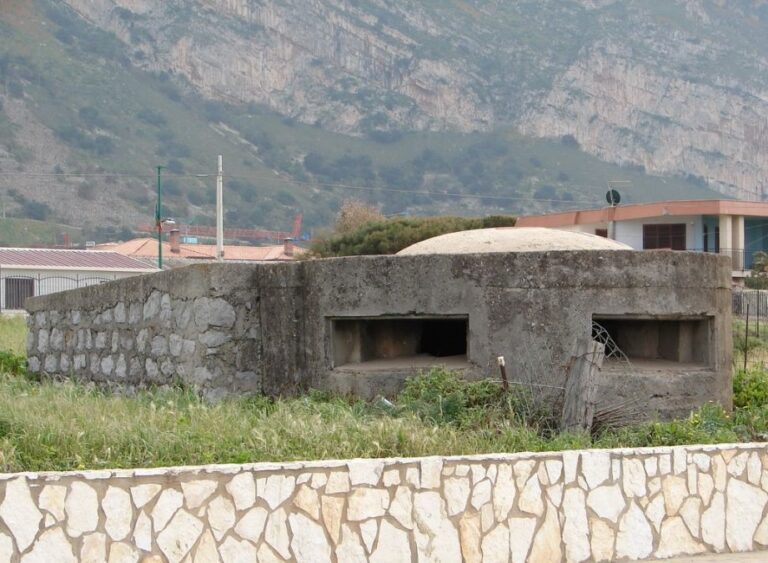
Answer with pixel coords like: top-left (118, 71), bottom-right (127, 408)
top-left (156, 165), bottom-right (164, 269)
top-left (216, 155), bottom-right (224, 262)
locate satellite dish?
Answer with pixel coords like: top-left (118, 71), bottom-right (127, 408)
top-left (606, 189), bottom-right (621, 206)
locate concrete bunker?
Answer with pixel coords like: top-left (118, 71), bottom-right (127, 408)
top-left (24, 227), bottom-right (733, 420)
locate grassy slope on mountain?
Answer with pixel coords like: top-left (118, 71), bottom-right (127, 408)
top-left (0, 0), bottom-right (723, 241)
top-left (0, 218), bottom-right (83, 247)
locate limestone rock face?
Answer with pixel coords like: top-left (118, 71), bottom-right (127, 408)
top-left (726, 479), bottom-right (768, 551)
top-left (103, 486), bottom-right (133, 541)
top-left (21, 528), bottom-right (76, 563)
top-left (0, 478), bottom-right (43, 552)
top-left (53, 0), bottom-right (768, 201)
top-left (65, 482), bottom-right (99, 538)
top-left (156, 510), bottom-right (204, 563)
top-left (289, 512), bottom-right (333, 563)
top-left (616, 501), bottom-right (653, 560)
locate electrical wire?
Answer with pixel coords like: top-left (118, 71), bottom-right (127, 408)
top-left (0, 170), bottom-right (605, 206)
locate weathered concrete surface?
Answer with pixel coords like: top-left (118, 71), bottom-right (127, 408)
top-left (25, 250), bottom-right (732, 417)
top-left (1, 442), bottom-right (767, 562)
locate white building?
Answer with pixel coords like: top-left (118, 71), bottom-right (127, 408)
top-left (517, 199), bottom-right (768, 280)
top-left (0, 248), bottom-right (157, 311)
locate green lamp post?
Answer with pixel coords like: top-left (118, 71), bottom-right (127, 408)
top-left (156, 165), bottom-right (163, 269)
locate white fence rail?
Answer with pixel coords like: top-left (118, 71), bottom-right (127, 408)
top-left (0, 273), bottom-right (116, 311)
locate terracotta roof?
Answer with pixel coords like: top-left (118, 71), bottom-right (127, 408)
top-left (94, 238), bottom-right (303, 262)
top-left (0, 248), bottom-right (156, 271)
top-left (517, 199), bottom-right (768, 228)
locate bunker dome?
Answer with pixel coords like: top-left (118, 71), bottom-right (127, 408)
top-left (25, 228), bottom-right (732, 420)
top-left (397, 227), bottom-right (632, 254)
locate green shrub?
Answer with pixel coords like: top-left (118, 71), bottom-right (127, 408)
top-left (397, 368), bottom-right (502, 426)
top-left (734, 367), bottom-right (768, 408)
top-left (395, 368), bottom-right (547, 430)
top-left (0, 351), bottom-right (26, 375)
top-left (308, 214), bottom-right (517, 257)
top-left (735, 335), bottom-right (763, 354)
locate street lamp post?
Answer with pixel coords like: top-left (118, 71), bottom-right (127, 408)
top-left (156, 165), bottom-right (163, 269)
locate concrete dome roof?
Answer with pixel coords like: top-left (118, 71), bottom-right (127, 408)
top-left (397, 227), bottom-right (632, 255)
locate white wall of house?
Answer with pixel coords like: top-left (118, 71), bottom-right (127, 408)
top-left (557, 223), bottom-right (608, 235)
top-left (0, 268), bottom-right (145, 310)
top-left (613, 215), bottom-right (704, 250)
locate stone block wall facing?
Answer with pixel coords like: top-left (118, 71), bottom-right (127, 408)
top-left (1, 443), bottom-right (768, 562)
top-left (25, 264), bottom-right (265, 399)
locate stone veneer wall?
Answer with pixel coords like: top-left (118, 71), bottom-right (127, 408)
top-left (2, 444), bottom-right (768, 562)
top-left (24, 265), bottom-right (266, 399)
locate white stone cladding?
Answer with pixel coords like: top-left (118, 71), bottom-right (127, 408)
top-left (1, 443), bottom-right (768, 561)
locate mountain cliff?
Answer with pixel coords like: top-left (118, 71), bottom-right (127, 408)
top-left (60, 0), bottom-right (768, 200)
top-left (1, 0), bottom-right (766, 235)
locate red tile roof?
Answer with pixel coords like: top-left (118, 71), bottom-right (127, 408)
top-left (0, 248), bottom-right (156, 271)
top-left (517, 199), bottom-right (768, 228)
top-left (95, 238), bottom-right (303, 262)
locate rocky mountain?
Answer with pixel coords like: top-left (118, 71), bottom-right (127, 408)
top-left (1, 0), bottom-right (766, 236)
top-left (61, 0), bottom-right (768, 200)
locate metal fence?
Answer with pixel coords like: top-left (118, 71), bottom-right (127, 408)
top-left (0, 273), bottom-right (116, 311)
top-left (733, 289), bottom-right (768, 318)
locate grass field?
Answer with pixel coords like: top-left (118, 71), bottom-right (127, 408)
top-left (0, 316), bottom-right (766, 473)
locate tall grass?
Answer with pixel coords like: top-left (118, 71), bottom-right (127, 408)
top-left (0, 318), bottom-right (765, 472)
top-left (0, 315), bottom-right (27, 356)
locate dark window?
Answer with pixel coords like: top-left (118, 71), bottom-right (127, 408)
top-left (594, 316), bottom-right (711, 365)
top-left (642, 224), bottom-right (686, 250)
top-left (332, 317), bottom-right (468, 368)
top-left (5, 277), bottom-right (34, 309)
top-left (703, 224), bottom-right (708, 251)
top-left (595, 228), bottom-right (608, 238)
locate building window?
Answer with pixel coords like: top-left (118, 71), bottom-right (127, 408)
top-left (642, 224), bottom-right (686, 250)
top-left (331, 316), bottom-right (468, 369)
top-left (595, 229), bottom-right (608, 238)
top-left (4, 277), bottom-right (34, 309)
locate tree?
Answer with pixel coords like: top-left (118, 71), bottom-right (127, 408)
top-left (333, 200), bottom-right (384, 235)
top-left (308, 214), bottom-right (516, 258)
top-left (747, 251), bottom-right (768, 289)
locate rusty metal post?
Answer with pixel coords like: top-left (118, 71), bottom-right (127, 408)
top-left (745, 304), bottom-right (750, 372)
top-left (497, 356), bottom-right (509, 392)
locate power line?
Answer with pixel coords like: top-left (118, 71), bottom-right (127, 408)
top-left (0, 170), bottom-right (605, 206)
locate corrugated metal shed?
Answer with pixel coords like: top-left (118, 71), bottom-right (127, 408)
top-left (0, 248), bottom-right (157, 271)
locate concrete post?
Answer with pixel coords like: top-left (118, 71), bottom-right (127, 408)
top-left (719, 215), bottom-right (733, 268)
top-left (733, 215), bottom-right (745, 270)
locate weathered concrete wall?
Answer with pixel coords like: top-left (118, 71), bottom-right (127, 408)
top-left (1, 443), bottom-right (768, 562)
top-left (302, 251), bottom-right (732, 418)
top-left (25, 251), bottom-right (732, 416)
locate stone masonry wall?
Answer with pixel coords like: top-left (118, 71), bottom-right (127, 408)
top-left (24, 264), bottom-right (266, 399)
top-left (2, 443), bottom-right (768, 562)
